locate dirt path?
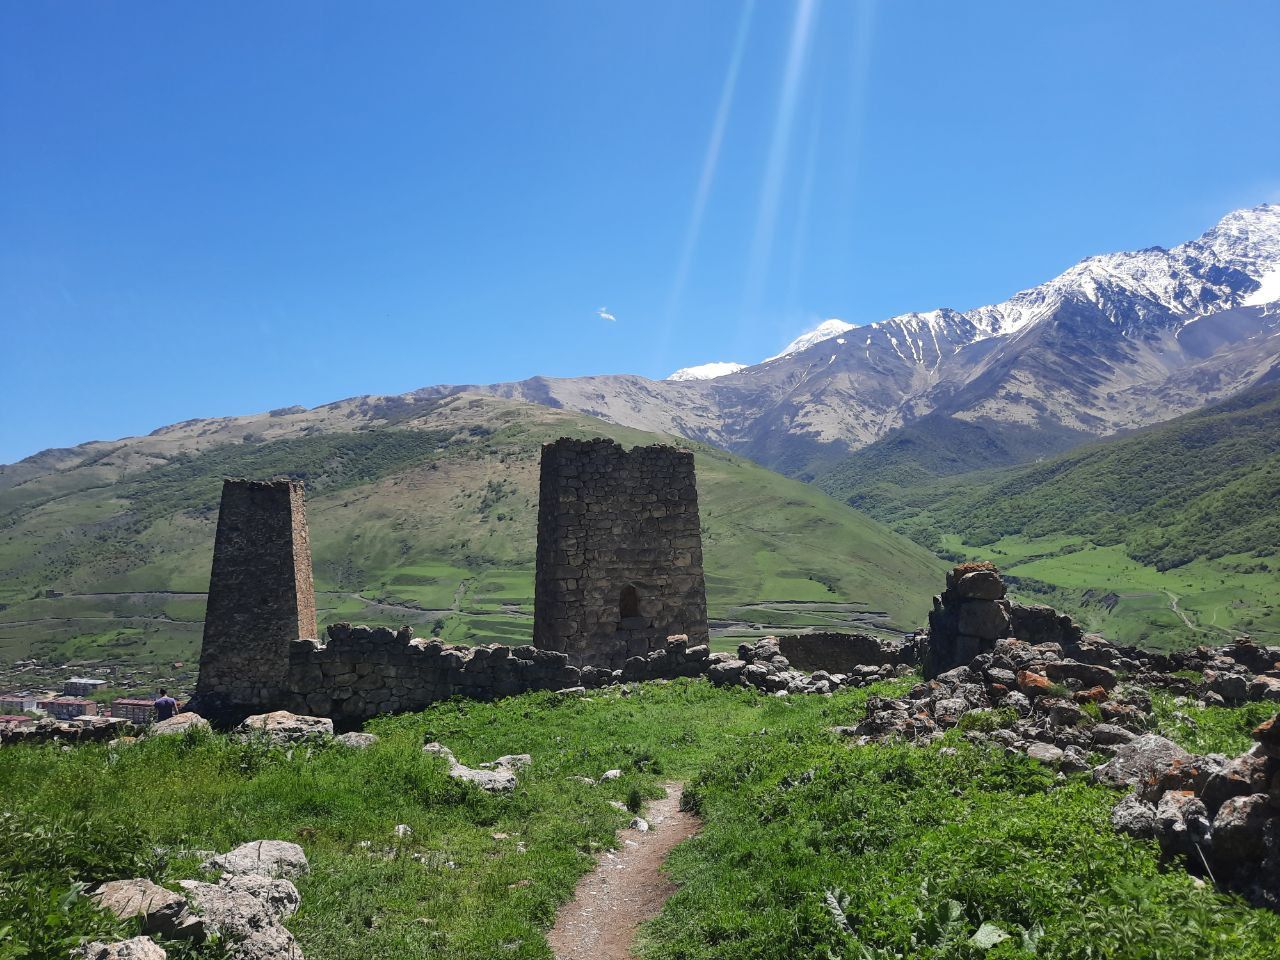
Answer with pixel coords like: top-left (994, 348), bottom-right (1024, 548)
top-left (547, 782), bottom-right (700, 960)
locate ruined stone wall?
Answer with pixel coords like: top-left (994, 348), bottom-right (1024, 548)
top-left (533, 438), bottom-right (708, 669)
top-left (923, 562), bottom-right (1011, 679)
top-left (280, 625), bottom-right (710, 725)
top-left (778, 632), bottom-right (917, 673)
top-left (193, 479), bottom-right (317, 715)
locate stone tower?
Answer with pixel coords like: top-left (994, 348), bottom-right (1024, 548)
top-left (192, 478), bottom-right (317, 716)
top-left (534, 438), bottom-right (709, 668)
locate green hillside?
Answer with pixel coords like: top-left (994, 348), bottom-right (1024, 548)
top-left (0, 395), bottom-right (946, 679)
top-left (818, 380), bottom-right (1280, 649)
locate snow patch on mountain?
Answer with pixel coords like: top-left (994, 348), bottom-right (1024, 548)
top-left (666, 204), bottom-right (1280, 384)
top-left (766, 319), bottom-right (855, 361)
top-left (779, 203), bottom-right (1280, 368)
top-left (666, 361), bottom-right (747, 382)
top-left (1242, 265), bottom-right (1280, 307)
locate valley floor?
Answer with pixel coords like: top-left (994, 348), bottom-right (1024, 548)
top-left (4, 680), bottom-right (1280, 959)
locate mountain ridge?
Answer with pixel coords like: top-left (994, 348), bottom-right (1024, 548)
top-left (6, 204), bottom-right (1279, 485)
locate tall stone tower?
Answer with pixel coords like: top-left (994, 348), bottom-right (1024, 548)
top-left (534, 438), bottom-right (709, 669)
top-left (192, 478), bottom-right (317, 717)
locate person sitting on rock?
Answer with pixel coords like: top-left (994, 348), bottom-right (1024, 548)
top-left (153, 688), bottom-right (178, 722)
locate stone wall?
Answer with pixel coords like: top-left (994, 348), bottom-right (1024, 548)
top-left (190, 479), bottom-right (317, 718)
top-left (279, 625), bottom-right (710, 725)
top-left (777, 632), bottom-right (916, 673)
top-left (533, 438), bottom-right (708, 669)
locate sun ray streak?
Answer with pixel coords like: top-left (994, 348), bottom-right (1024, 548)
top-left (665, 0), bottom-right (757, 323)
top-left (742, 0), bottom-right (819, 321)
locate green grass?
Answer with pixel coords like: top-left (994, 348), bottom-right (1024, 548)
top-left (646, 732), bottom-right (1280, 960)
top-left (4, 680), bottom-right (1279, 960)
top-left (1150, 692), bottom-right (1278, 755)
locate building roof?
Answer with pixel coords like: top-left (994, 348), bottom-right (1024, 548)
top-left (66, 677), bottom-right (108, 685)
top-left (112, 698), bottom-right (154, 706)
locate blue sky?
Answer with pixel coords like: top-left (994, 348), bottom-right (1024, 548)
top-left (3, 1), bottom-right (1279, 463)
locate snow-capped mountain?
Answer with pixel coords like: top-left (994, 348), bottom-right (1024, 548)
top-left (439, 203), bottom-right (1280, 474)
top-left (765, 319), bottom-right (855, 362)
top-left (12, 205), bottom-right (1280, 486)
top-left (666, 361), bottom-right (747, 382)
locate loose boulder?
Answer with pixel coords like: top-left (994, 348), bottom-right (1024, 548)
top-left (81, 937), bottom-right (167, 960)
top-left (333, 732), bottom-right (379, 749)
top-left (145, 713), bottom-right (210, 738)
top-left (1093, 735), bottom-right (1192, 790)
top-left (1111, 793), bottom-right (1156, 839)
top-left (236, 711), bottom-right (334, 745)
top-left (179, 878), bottom-right (303, 960)
top-left (205, 840), bottom-right (309, 880)
top-left (1212, 794), bottom-right (1272, 870)
top-left (425, 742), bottom-right (528, 792)
top-left (92, 878), bottom-right (202, 939)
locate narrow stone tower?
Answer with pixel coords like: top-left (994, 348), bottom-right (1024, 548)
top-left (192, 478), bottom-right (317, 717)
top-left (534, 438), bottom-right (709, 669)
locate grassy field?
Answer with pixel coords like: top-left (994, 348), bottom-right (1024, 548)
top-left (4, 679), bottom-right (1279, 960)
top-left (0, 396), bottom-right (945, 675)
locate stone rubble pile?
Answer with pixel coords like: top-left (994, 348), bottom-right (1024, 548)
top-left (706, 637), bottom-right (908, 695)
top-left (852, 561), bottom-right (1280, 910)
top-left (1099, 719), bottom-right (1280, 909)
top-left (1127, 636), bottom-right (1280, 706)
top-left (85, 840), bottom-right (310, 960)
top-left (845, 633), bottom-right (1134, 778)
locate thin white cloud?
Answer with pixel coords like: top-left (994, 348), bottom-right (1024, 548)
top-left (596, 307), bottom-right (617, 322)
